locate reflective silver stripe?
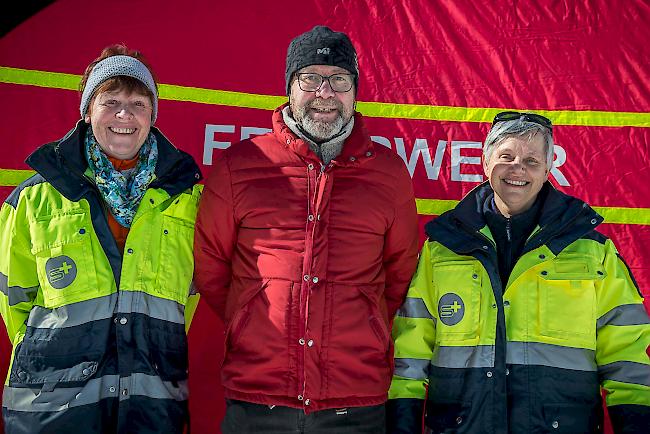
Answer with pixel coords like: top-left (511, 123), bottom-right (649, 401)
top-left (397, 298), bottom-right (434, 320)
top-left (120, 373), bottom-right (188, 401)
top-left (599, 361), bottom-right (650, 387)
top-left (431, 345), bottom-right (495, 368)
top-left (27, 291), bottom-right (184, 329)
top-left (2, 374), bottom-right (120, 412)
top-left (394, 357), bottom-right (430, 380)
top-left (507, 341), bottom-right (597, 372)
top-left (597, 304), bottom-right (650, 328)
top-left (117, 290), bottom-right (185, 325)
top-left (0, 272), bottom-right (38, 307)
top-left (27, 293), bottom-right (116, 329)
top-left (2, 373), bottom-right (187, 412)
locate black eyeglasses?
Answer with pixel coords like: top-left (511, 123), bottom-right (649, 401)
top-left (295, 72), bottom-right (355, 93)
top-left (492, 111), bottom-right (552, 130)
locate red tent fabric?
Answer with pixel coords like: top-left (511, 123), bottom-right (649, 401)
top-left (1, 1), bottom-right (648, 432)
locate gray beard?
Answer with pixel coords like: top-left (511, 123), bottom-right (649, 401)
top-left (293, 102), bottom-right (344, 142)
top-left (299, 113), bottom-right (345, 142)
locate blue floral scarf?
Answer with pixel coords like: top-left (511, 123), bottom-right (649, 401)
top-left (84, 127), bottom-right (158, 228)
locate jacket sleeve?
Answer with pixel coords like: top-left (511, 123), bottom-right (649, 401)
top-left (595, 239), bottom-right (650, 434)
top-left (193, 152), bottom-right (237, 322)
top-left (0, 194), bottom-right (39, 347)
top-left (383, 161), bottom-right (419, 319)
top-left (388, 241), bottom-right (436, 434)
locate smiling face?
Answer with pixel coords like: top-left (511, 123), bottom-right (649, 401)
top-left (85, 89), bottom-right (152, 159)
top-left (483, 133), bottom-right (550, 217)
top-left (289, 64), bottom-right (355, 142)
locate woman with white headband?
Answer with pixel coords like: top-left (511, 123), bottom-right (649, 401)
top-left (0, 44), bottom-right (202, 433)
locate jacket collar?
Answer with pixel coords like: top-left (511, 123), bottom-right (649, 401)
top-left (26, 120), bottom-right (201, 202)
top-left (425, 181), bottom-right (603, 255)
top-left (272, 103), bottom-right (376, 167)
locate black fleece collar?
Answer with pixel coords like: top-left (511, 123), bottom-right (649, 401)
top-left (483, 187), bottom-right (545, 243)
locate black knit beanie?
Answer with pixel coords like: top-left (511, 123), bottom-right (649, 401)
top-left (285, 25), bottom-right (358, 95)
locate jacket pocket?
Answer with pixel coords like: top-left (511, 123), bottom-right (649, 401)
top-left (223, 279), bottom-right (270, 354)
top-left (220, 279), bottom-right (292, 393)
top-left (542, 403), bottom-right (600, 433)
top-left (148, 321), bottom-right (189, 382)
top-left (425, 400), bottom-right (471, 434)
top-left (151, 347), bottom-right (189, 383)
top-left (538, 258), bottom-right (602, 343)
top-left (30, 212), bottom-right (98, 308)
top-left (358, 284), bottom-right (390, 352)
top-left (155, 214), bottom-right (196, 305)
top-left (324, 283), bottom-right (393, 397)
top-left (10, 353), bottom-right (99, 407)
top-left (11, 356), bottom-right (98, 386)
top-left (432, 261), bottom-right (482, 343)
top-left (226, 305), bottom-right (252, 349)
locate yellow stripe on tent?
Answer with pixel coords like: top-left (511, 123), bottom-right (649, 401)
top-left (415, 198), bottom-right (650, 226)
top-left (592, 206), bottom-right (650, 226)
top-left (160, 84), bottom-right (286, 110)
top-left (415, 198), bottom-right (459, 216)
top-left (355, 102), bottom-right (650, 127)
top-left (2, 66), bottom-right (649, 127)
top-left (0, 169), bottom-right (36, 186)
top-left (0, 67), bottom-right (80, 90)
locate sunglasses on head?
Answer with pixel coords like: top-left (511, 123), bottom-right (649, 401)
top-left (492, 111), bottom-right (553, 130)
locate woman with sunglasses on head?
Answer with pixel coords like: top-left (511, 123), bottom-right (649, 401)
top-left (0, 44), bottom-right (202, 433)
top-left (387, 112), bottom-right (650, 433)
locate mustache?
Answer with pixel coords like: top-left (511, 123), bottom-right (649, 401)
top-left (308, 99), bottom-right (342, 111)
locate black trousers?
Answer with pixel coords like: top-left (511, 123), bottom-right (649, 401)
top-left (221, 399), bottom-right (387, 434)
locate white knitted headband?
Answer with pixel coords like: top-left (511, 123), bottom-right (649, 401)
top-left (80, 55), bottom-right (158, 123)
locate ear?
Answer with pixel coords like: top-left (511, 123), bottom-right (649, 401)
top-left (84, 115), bottom-right (91, 123)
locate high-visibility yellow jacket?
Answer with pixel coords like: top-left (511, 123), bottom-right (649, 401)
top-left (0, 121), bottom-right (202, 434)
top-left (388, 182), bottom-right (650, 434)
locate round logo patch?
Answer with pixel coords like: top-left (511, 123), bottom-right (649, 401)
top-left (438, 293), bottom-right (465, 326)
top-left (45, 255), bottom-right (77, 289)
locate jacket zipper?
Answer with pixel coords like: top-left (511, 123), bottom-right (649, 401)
top-left (298, 161), bottom-right (331, 405)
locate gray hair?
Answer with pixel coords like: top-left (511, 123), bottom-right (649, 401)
top-left (484, 118), bottom-right (554, 168)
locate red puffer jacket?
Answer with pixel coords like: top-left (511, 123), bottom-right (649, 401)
top-left (194, 104), bottom-right (419, 412)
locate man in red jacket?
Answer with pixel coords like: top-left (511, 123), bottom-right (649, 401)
top-left (194, 25), bottom-right (419, 433)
